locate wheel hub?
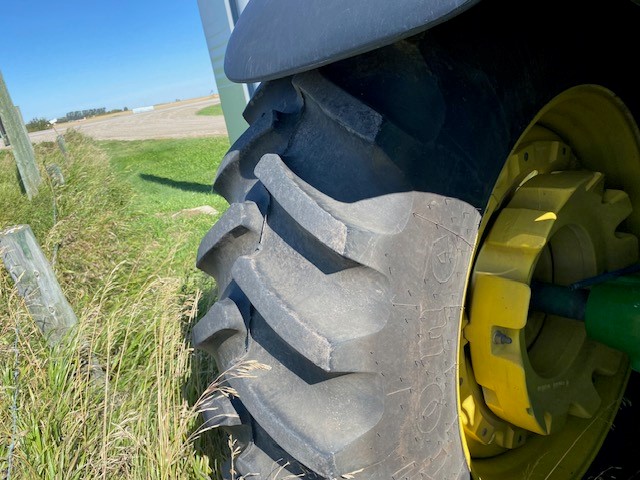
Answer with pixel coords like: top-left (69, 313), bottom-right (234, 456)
top-left (456, 81), bottom-right (640, 480)
top-left (465, 167), bottom-right (637, 435)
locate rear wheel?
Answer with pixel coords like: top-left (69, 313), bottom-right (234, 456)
top-left (463, 87), bottom-right (640, 478)
top-left (194, 1), bottom-right (640, 478)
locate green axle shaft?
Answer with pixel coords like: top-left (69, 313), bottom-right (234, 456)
top-left (530, 276), bottom-right (640, 372)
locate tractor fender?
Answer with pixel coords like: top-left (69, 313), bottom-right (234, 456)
top-left (224, 0), bottom-right (480, 83)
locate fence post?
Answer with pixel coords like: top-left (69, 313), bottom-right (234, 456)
top-left (0, 116), bottom-right (8, 146)
top-left (0, 71), bottom-right (42, 199)
top-left (1, 225), bottom-right (105, 379)
top-left (0, 225), bottom-right (77, 344)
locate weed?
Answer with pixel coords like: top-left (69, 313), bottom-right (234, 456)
top-left (0, 131), bottom-right (229, 479)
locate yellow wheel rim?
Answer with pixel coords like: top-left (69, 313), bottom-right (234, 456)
top-left (458, 85), bottom-right (640, 479)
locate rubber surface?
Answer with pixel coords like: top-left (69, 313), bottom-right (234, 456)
top-left (224, 0), bottom-right (479, 82)
top-left (196, 0), bottom-right (640, 477)
top-left (196, 67), bottom-right (478, 478)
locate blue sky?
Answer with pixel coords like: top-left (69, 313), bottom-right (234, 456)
top-left (0, 0), bottom-right (217, 121)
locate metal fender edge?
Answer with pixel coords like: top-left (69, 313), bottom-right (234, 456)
top-left (224, 0), bottom-right (480, 83)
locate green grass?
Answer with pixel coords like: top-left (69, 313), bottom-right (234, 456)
top-left (100, 137), bottom-right (230, 270)
top-left (196, 104), bottom-right (223, 117)
top-left (0, 131), bottom-right (233, 479)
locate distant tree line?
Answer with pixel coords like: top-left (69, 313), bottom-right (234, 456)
top-left (25, 107), bottom-right (129, 132)
top-left (60, 108), bottom-right (106, 122)
top-left (60, 107), bottom-right (128, 122)
top-left (25, 117), bottom-right (52, 133)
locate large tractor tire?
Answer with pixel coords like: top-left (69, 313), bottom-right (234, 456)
top-left (195, 1), bottom-right (640, 478)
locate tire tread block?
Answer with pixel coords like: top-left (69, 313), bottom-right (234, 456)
top-left (232, 251), bottom-right (387, 372)
top-left (192, 298), bottom-right (247, 366)
top-left (215, 110), bottom-right (293, 205)
top-left (232, 421), bottom-right (325, 480)
top-left (199, 393), bottom-right (242, 428)
top-left (292, 71), bottom-right (383, 143)
top-left (196, 201), bottom-right (263, 292)
top-left (229, 313), bottom-right (384, 477)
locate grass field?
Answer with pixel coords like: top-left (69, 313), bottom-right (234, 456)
top-left (196, 104), bottom-right (223, 117)
top-left (0, 131), bottom-right (232, 479)
top-left (100, 137), bottom-right (229, 270)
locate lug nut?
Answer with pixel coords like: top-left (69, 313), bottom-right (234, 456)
top-left (493, 331), bottom-right (512, 345)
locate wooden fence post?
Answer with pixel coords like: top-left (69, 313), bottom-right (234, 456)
top-left (1, 225), bottom-right (104, 379)
top-left (0, 225), bottom-right (77, 344)
top-left (0, 71), bottom-right (42, 199)
top-left (0, 116), bottom-right (8, 146)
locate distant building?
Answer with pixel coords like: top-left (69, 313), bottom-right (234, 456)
top-left (132, 106), bottom-right (155, 114)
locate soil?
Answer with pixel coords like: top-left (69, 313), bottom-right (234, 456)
top-left (27, 96), bottom-right (227, 143)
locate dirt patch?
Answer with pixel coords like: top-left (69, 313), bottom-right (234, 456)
top-left (26, 96), bottom-right (228, 144)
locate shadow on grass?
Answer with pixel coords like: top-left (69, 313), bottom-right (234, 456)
top-left (139, 173), bottom-right (212, 194)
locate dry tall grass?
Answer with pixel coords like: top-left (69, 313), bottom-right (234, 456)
top-left (0, 131), bottom-right (227, 479)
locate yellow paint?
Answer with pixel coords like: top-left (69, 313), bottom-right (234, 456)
top-left (456, 85), bottom-right (640, 479)
top-left (534, 212), bottom-right (557, 222)
top-left (470, 170), bottom-right (634, 435)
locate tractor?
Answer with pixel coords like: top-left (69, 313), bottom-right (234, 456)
top-left (194, 0), bottom-right (640, 478)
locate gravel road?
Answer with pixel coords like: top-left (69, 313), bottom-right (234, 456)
top-left (26, 96), bottom-right (227, 143)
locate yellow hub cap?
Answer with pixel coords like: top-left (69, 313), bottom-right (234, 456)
top-left (458, 85), bottom-right (640, 478)
top-left (466, 168), bottom-right (636, 435)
